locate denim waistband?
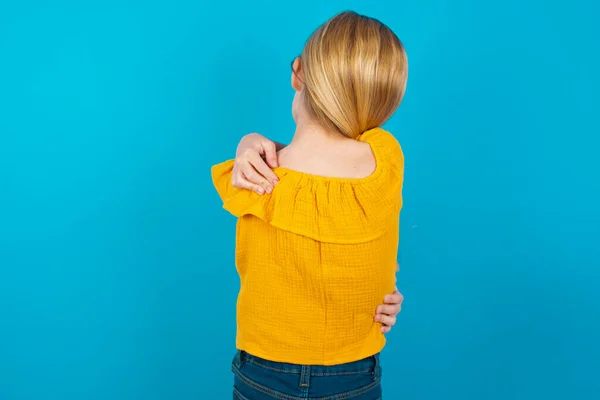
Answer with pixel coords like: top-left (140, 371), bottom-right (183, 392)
top-left (234, 351), bottom-right (380, 377)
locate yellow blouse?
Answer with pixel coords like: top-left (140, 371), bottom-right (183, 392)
top-left (211, 127), bottom-right (404, 365)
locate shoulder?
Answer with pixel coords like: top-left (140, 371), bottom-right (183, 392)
top-left (359, 128), bottom-right (403, 169)
top-left (358, 128), bottom-right (404, 183)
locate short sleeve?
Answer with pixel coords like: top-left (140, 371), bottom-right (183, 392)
top-left (211, 159), bottom-right (236, 201)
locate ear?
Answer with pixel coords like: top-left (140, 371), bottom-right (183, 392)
top-left (291, 57), bottom-right (303, 91)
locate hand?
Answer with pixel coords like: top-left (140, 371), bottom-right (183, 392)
top-left (374, 287), bottom-right (404, 333)
top-left (232, 133), bottom-right (280, 195)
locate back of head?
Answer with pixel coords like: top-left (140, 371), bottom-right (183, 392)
top-left (300, 11), bottom-right (408, 139)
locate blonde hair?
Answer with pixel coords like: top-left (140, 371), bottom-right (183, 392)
top-left (299, 11), bottom-right (408, 139)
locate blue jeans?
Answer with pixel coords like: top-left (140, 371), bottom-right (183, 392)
top-left (232, 351), bottom-right (382, 400)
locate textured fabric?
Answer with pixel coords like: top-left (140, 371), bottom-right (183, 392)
top-left (211, 128), bottom-right (404, 365)
top-left (232, 350), bottom-right (382, 399)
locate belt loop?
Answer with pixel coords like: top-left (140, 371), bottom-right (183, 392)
top-left (300, 365), bottom-right (311, 389)
top-left (372, 353), bottom-right (381, 380)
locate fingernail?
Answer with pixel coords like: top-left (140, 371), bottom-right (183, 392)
top-left (257, 188), bottom-right (264, 195)
top-left (272, 179), bottom-right (279, 185)
top-left (266, 186), bottom-right (273, 194)
top-left (375, 315), bottom-right (381, 322)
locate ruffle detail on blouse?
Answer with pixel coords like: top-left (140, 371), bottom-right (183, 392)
top-left (211, 128), bottom-right (404, 244)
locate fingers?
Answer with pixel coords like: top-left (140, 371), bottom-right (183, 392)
top-left (240, 163), bottom-right (272, 194)
top-left (375, 288), bottom-right (404, 333)
top-left (233, 144), bottom-right (279, 195)
top-left (384, 290), bottom-right (404, 306)
top-left (376, 304), bottom-right (401, 316)
top-left (374, 314), bottom-right (396, 327)
top-left (235, 155), bottom-right (272, 194)
top-left (262, 140), bottom-right (279, 168)
top-left (231, 172), bottom-right (266, 195)
top-left (248, 152), bottom-right (279, 186)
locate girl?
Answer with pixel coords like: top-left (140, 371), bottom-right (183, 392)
top-left (212, 11), bottom-right (407, 399)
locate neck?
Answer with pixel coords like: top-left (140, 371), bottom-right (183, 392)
top-left (290, 117), bottom-right (345, 149)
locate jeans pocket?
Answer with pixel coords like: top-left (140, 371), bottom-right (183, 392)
top-left (233, 362), bottom-right (291, 400)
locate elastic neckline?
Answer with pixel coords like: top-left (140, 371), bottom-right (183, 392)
top-left (271, 128), bottom-right (386, 184)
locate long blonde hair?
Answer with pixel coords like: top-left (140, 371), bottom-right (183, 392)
top-left (299, 11), bottom-right (408, 139)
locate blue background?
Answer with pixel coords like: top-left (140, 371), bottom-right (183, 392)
top-left (1, 0), bottom-right (599, 399)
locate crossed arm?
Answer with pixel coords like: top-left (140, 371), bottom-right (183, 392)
top-left (228, 133), bottom-right (405, 333)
